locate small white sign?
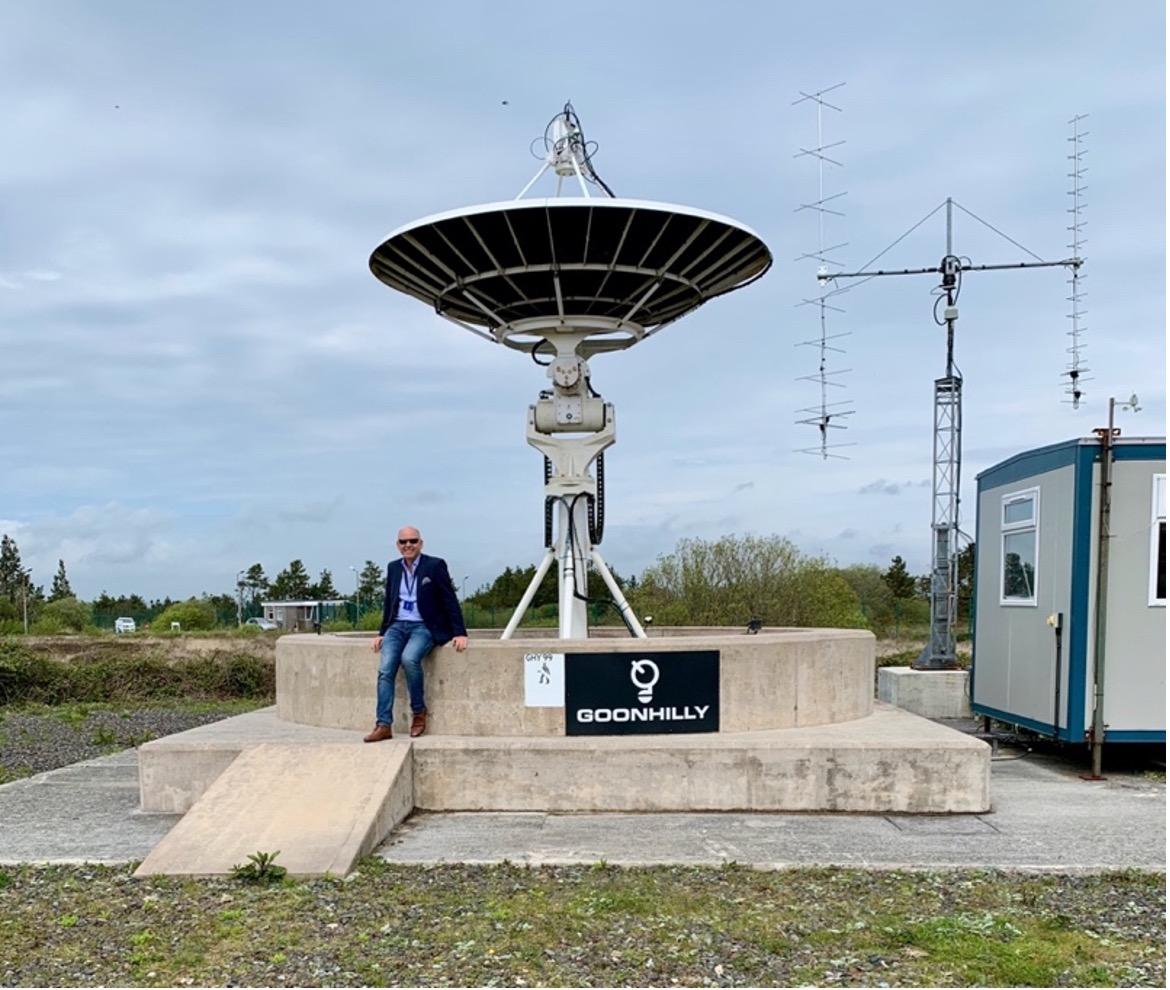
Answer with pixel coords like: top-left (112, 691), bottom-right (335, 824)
top-left (523, 652), bottom-right (565, 707)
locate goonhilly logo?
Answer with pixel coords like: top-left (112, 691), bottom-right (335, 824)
top-left (629, 658), bottom-right (660, 703)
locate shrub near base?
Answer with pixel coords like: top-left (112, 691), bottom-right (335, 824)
top-left (0, 640), bottom-right (274, 705)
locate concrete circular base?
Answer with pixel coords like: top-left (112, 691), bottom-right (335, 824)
top-left (276, 629), bottom-right (875, 736)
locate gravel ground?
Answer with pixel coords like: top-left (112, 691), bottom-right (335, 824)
top-left (0, 707), bottom-right (249, 780)
top-left (0, 863), bottom-right (1163, 988)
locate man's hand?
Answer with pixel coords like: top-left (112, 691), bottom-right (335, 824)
top-left (372, 636), bottom-right (383, 652)
top-left (451, 635), bottom-right (468, 653)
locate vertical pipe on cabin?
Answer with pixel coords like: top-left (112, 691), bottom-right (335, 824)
top-left (1090, 398), bottom-right (1116, 778)
top-left (1052, 612), bottom-right (1064, 741)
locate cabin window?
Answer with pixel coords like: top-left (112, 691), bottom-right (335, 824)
top-left (1151, 475), bottom-right (1166, 607)
top-left (1000, 488), bottom-right (1038, 605)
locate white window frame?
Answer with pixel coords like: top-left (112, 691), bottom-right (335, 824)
top-left (1150, 474), bottom-right (1165, 607)
top-left (1000, 487), bottom-right (1039, 606)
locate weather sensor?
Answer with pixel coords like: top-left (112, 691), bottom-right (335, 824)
top-left (370, 104), bottom-right (772, 638)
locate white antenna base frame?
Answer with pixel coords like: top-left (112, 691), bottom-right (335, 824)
top-left (498, 403), bottom-right (646, 640)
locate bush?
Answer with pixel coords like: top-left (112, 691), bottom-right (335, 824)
top-left (28, 615), bottom-right (65, 636)
top-left (32, 598), bottom-right (93, 635)
top-left (151, 599), bottom-right (216, 632)
top-left (0, 641), bottom-right (274, 706)
top-left (0, 643), bottom-right (65, 704)
top-left (629, 534), bottom-right (868, 630)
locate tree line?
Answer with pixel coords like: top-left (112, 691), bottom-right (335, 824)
top-left (461, 538), bottom-right (973, 636)
top-left (0, 534), bottom-right (394, 634)
top-left (1, 531), bottom-right (972, 637)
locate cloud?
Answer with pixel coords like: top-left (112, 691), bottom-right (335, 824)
top-left (0, 0), bottom-right (1161, 601)
top-left (859, 479), bottom-right (931, 496)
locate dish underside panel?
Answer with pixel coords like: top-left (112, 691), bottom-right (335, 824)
top-left (370, 200), bottom-right (771, 331)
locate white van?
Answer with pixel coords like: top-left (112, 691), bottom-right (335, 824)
top-left (114, 617), bottom-right (136, 634)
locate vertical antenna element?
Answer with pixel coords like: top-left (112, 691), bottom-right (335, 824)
top-left (793, 83), bottom-right (854, 458)
top-left (1064, 114), bottom-right (1089, 408)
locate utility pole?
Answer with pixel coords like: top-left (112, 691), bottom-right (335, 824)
top-left (1087, 394), bottom-right (1141, 778)
top-left (827, 198), bottom-right (1081, 669)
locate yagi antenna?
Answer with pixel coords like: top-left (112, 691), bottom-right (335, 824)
top-left (1063, 114), bottom-right (1091, 408)
top-left (793, 83), bottom-right (855, 459)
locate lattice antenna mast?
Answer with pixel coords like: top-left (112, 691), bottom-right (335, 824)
top-left (1064, 115), bottom-right (1090, 408)
top-left (827, 198), bottom-right (1081, 670)
top-left (793, 83), bottom-right (854, 458)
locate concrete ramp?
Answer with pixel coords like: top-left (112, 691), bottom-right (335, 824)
top-left (134, 742), bottom-right (412, 877)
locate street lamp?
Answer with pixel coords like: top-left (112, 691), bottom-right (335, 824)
top-left (349, 566), bottom-right (360, 627)
top-left (236, 569), bottom-right (246, 627)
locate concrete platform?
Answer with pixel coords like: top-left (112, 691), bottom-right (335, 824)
top-left (276, 630), bottom-right (877, 734)
top-left (3, 736), bottom-right (1163, 872)
top-left (130, 630), bottom-right (991, 875)
top-left (137, 703), bottom-right (990, 817)
top-left (134, 743), bottom-right (412, 878)
top-left (878, 666), bottom-right (973, 719)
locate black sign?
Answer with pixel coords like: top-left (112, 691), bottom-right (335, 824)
top-left (565, 650), bottom-right (720, 736)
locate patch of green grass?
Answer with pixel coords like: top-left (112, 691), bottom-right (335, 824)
top-left (89, 724), bottom-right (119, 747)
top-left (877, 648), bottom-right (920, 667)
top-left (0, 762), bottom-right (33, 783)
top-left (10, 697), bottom-right (268, 720)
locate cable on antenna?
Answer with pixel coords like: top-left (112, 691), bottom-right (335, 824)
top-left (520, 102), bottom-right (616, 199)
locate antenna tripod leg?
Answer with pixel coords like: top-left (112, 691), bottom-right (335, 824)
top-left (500, 548), bottom-right (557, 640)
top-left (589, 549), bottom-right (646, 638)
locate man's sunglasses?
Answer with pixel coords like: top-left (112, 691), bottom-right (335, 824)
top-left (398, 538), bottom-right (420, 546)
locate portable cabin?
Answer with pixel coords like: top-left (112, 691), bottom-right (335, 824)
top-left (971, 435), bottom-right (1165, 743)
top-left (260, 599), bottom-right (350, 631)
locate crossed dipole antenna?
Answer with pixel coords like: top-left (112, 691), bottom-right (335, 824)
top-left (793, 83), bottom-right (855, 459)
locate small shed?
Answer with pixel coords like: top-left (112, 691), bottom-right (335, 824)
top-left (261, 600), bottom-right (350, 631)
top-left (971, 435), bottom-right (1165, 743)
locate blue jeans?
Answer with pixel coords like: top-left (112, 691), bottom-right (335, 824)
top-left (376, 621), bottom-right (434, 727)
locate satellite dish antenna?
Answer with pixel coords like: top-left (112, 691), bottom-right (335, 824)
top-left (369, 103), bottom-right (772, 639)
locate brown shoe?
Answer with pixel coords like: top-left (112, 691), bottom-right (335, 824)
top-left (363, 724), bottom-right (393, 743)
top-left (410, 710), bottom-right (428, 738)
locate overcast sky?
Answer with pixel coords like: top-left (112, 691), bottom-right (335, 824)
top-left (1, 0), bottom-right (1164, 602)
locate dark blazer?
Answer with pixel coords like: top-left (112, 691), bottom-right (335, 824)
top-left (378, 553), bottom-right (467, 644)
